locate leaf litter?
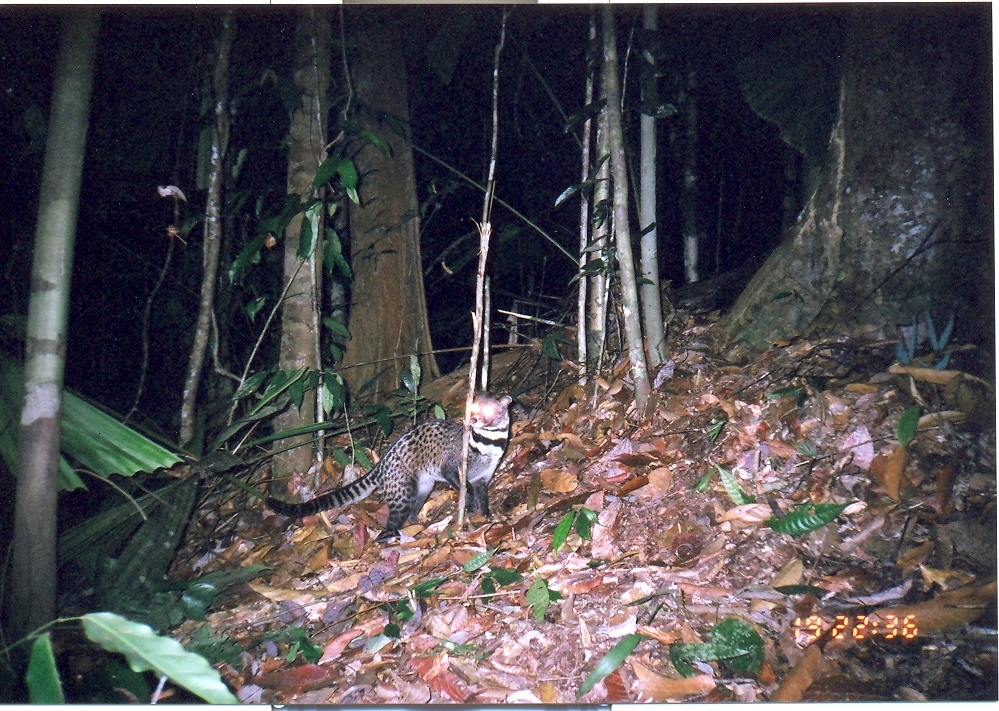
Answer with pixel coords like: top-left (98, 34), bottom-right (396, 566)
top-left (169, 314), bottom-right (996, 702)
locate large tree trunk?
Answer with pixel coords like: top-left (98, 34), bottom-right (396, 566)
top-left (341, 9), bottom-right (438, 399)
top-left (718, 10), bottom-right (990, 361)
top-left (272, 7), bottom-right (329, 479)
top-left (7, 9), bottom-right (98, 639)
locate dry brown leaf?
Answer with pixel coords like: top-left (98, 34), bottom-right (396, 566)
top-left (604, 668), bottom-right (629, 702)
top-left (255, 664), bottom-right (339, 694)
top-left (917, 564), bottom-right (976, 590)
top-left (770, 643), bottom-right (822, 702)
top-left (875, 579), bottom-right (996, 633)
top-left (883, 443), bottom-right (908, 500)
top-left (635, 625), bottom-right (679, 645)
top-left (249, 582), bottom-right (321, 605)
top-left (896, 540), bottom-right (933, 572)
top-left (536, 680), bottom-right (559, 703)
top-left (540, 468), bottom-right (579, 493)
top-left (618, 474), bottom-right (649, 496)
top-left (767, 440), bottom-right (798, 458)
top-left (888, 363), bottom-right (961, 385)
top-left (641, 467), bottom-right (674, 498)
top-left (324, 572), bottom-right (364, 594)
top-left (772, 558), bottom-right (805, 588)
top-left (306, 544), bottom-right (329, 573)
top-left (632, 662), bottom-right (715, 701)
top-left (845, 382), bottom-right (878, 394)
top-left (411, 654), bottom-right (469, 702)
top-left (318, 629), bottom-right (363, 665)
top-left (717, 503), bottom-right (772, 528)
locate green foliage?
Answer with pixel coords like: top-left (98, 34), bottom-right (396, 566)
top-left (186, 625), bottom-right (244, 669)
top-left (765, 385), bottom-right (806, 404)
top-left (577, 633), bottom-right (644, 697)
top-left (412, 577), bottom-right (447, 599)
top-left (462, 548), bottom-right (495, 573)
top-left (716, 465), bottom-right (754, 505)
top-left (26, 634), bottom-right (63, 703)
top-left (794, 440), bottom-right (819, 458)
top-left (767, 501), bottom-right (849, 536)
top-left (526, 576), bottom-right (562, 621)
top-left (281, 626), bottom-right (323, 665)
top-left (706, 418), bottom-right (727, 443)
top-left (553, 508), bottom-right (598, 551)
top-left (0, 353), bottom-right (182, 491)
top-left (897, 405), bottom-right (921, 449)
top-left (669, 618), bottom-right (763, 677)
top-left (81, 612), bottom-right (237, 704)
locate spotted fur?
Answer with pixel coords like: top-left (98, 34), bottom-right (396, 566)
top-left (267, 394), bottom-right (512, 539)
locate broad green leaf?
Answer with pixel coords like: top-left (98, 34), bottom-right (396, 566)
top-left (692, 472), bottom-right (712, 492)
top-left (708, 618), bottom-right (764, 673)
top-left (526, 576), bottom-right (561, 621)
top-left (897, 405), bottom-right (921, 449)
top-left (575, 507), bottom-right (597, 541)
top-left (717, 465), bottom-right (754, 505)
top-left (541, 335), bottom-right (561, 360)
top-left (552, 511), bottom-right (575, 552)
top-left (245, 296), bottom-right (266, 322)
top-left (768, 502), bottom-right (849, 536)
top-left (577, 633), bottom-right (643, 697)
top-left (81, 612), bottom-right (237, 704)
top-left (412, 577), bottom-right (447, 598)
top-left (463, 548), bottom-right (494, 573)
top-left (487, 567), bottom-right (522, 586)
top-left (27, 633), bottom-right (64, 703)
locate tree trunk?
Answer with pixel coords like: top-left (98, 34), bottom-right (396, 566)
top-left (341, 9), bottom-right (438, 399)
top-left (7, 9), bottom-right (98, 639)
top-left (178, 12), bottom-right (232, 449)
top-left (718, 10), bottom-right (990, 360)
top-left (272, 7), bottom-right (329, 479)
top-left (602, 6), bottom-right (650, 412)
top-left (682, 68), bottom-right (701, 284)
top-left (639, 4), bottom-right (665, 368)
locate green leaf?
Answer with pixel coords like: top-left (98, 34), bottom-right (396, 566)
top-left (323, 316), bottom-right (350, 339)
top-left (463, 548), bottom-right (494, 573)
top-left (246, 296), bottom-right (266, 322)
top-left (717, 465), bottom-right (754, 505)
top-left (312, 155), bottom-right (339, 189)
top-left (692, 472), bottom-right (712, 492)
top-left (412, 577), bottom-right (447, 598)
top-left (708, 618), bottom-right (764, 673)
top-left (480, 576), bottom-right (497, 597)
top-left (577, 633), bottom-right (644, 697)
top-left (552, 511), bottom-right (576, 552)
top-left (81, 612), bottom-right (238, 704)
top-left (794, 440), bottom-right (818, 458)
top-left (541, 335), bottom-right (561, 360)
top-left (27, 633), bottom-right (64, 703)
top-left (575, 507), bottom-right (597, 541)
top-left (434, 404), bottom-right (446, 419)
top-left (337, 159), bottom-right (360, 204)
top-left (487, 567), bottom-right (522, 586)
top-left (706, 418), bottom-right (726, 442)
top-left (897, 405), bottom-right (921, 449)
top-left (526, 576), bottom-right (560, 621)
top-left (767, 502), bottom-right (849, 536)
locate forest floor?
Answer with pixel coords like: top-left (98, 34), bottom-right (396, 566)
top-left (168, 309), bottom-right (996, 703)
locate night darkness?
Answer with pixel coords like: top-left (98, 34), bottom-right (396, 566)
top-left (0, 5), bottom-right (801, 436)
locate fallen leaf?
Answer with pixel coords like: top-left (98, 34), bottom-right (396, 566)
top-left (536, 680), bottom-right (559, 703)
top-left (411, 654), bottom-right (469, 702)
top-left (888, 363), bottom-right (961, 385)
top-left (770, 643), bottom-right (822, 702)
top-left (249, 582), bottom-right (321, 605)
top-left (324, 572), bottom-right (364, 594)
top-left (255, 664), bottom-right (338, 694)
top-left (917, 564), bottom-right (976, 590)
top-left (632, 662), bottom-right (715, 701)
top-left (540, 468), bottom-right (579, 493)
top-left (640, 467), bottom-right (673, 498)
top-left (895, 541), bottom-right (933, 572)
top-left (882, 443), bottom-right (908, 500)
top-left (318, 629), bottom-right (363, 664)
top-left (875, 579), bottom-right (996, 633)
